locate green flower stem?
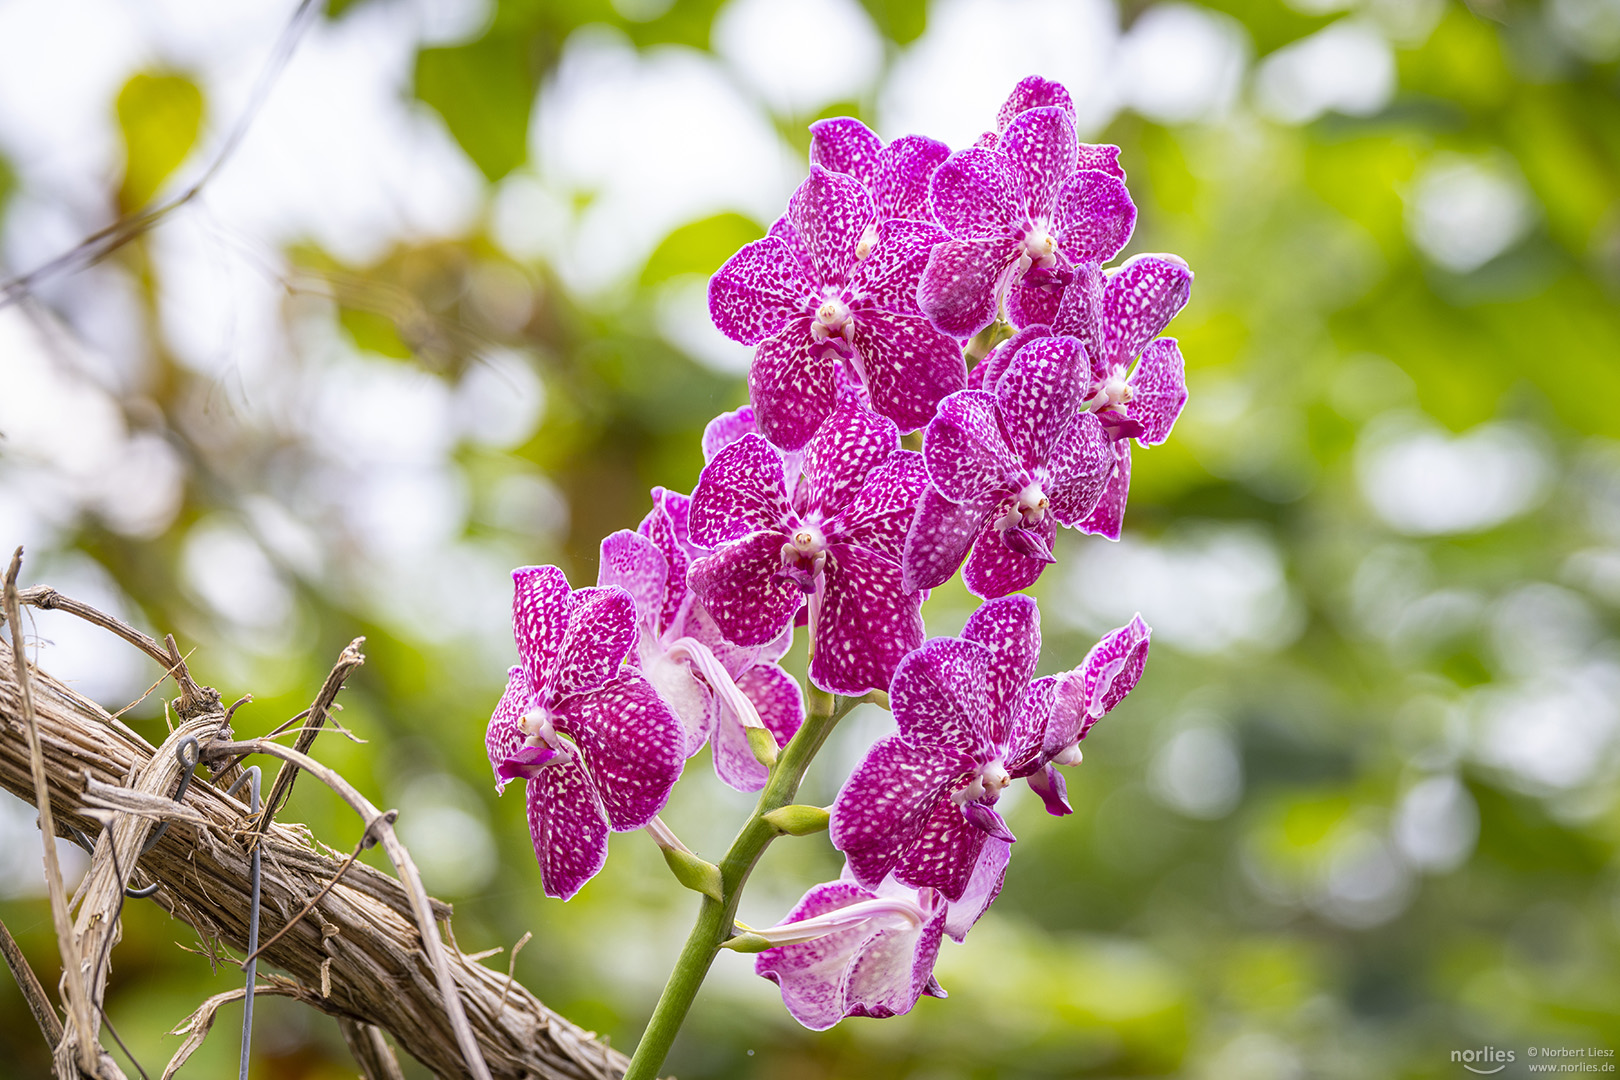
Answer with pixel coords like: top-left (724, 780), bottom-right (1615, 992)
top-left (623, 685), bottom-right (855, 1080)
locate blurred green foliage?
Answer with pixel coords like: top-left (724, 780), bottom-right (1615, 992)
top-left (3, 1), bottom-right (1620, 1079)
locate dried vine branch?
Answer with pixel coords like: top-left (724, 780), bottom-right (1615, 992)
top-left (0, 586), bottom-right (635, 1079)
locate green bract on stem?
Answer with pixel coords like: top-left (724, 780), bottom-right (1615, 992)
top-left (622, 686), bottom-right (861, 1080)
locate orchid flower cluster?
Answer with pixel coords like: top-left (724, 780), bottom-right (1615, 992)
top-left (485, 77), bottom-right (1189, 1071)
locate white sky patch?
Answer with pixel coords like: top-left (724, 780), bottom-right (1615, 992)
top-left (1314, 826), bottom-right (1412, 928)
top-left (182, 516), bottom-right (295, 633)
top-left (533, 25), bottom-right (797, 295)
top-left (0, 790), bottom-right (89, 900)
top-left (880, 0), bottom-right (1120, 148)
top-left (1115, 3), bottom-right (1249, 126)
top-left (1058, 523), bottom-right (1303, 655)
top-left (453, 348), bottom-right (547, 450)
top-left (1355, 412), bottom-right (1552, 536)
top-left (655, 274), bottom-right (756, 375)
top-left (14, 552), bottom-right (150, 708)
top-left (1488, 584), bottom-right (1600, 681)
top-left (1472, 660), bottom-right (1620, 792)
top-left (1149, 720), bottom-right (1244, 819)
top-left (1254, 17), bottom-right (1394, 125)
top-left (1405, 154), bottom-right (1536, 273)
top-left (1549, 0), bottom-right (1620, 63)
top-left (713, 0), bottom-right (884, 116)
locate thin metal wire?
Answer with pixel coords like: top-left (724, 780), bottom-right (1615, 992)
top-left (222, 765), bottom-right (262, 1080)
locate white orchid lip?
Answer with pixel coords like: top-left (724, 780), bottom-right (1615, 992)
top-left (1051, 742), bottom-right (1084, 767)
top-left (996, 482), bottom-right (1050, 532)
top-left (746, 895), bottom-right (928, 947)
top-left (814, 295), bottom-right (852, 333)
top-left (520, 706), bottom-right (560, 747)
top-left (954, 759), bottom-right (1012, 804)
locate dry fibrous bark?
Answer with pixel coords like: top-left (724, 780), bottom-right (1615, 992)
top-left (0, 629), bottom-right (633, 1079)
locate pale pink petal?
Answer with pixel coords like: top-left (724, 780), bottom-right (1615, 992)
top-left (753, 881), bottom-right (871, 1031)
top-left (597, 529), bottom-right (667, 629)
top-left (943, 837), bottom-right (1010, 941)
top-left (713, 663), bottom-right (804, 792)
top-left (844, 893), bottom-right (948, 1020)
top-left (485, 667), bottom-right (531, 794)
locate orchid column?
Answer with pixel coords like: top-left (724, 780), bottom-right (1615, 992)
top-left (480, 76), bottom-right (1191, 1080)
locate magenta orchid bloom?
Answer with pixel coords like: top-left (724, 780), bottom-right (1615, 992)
top-left (688, 394), bottom-right (927, 697)
top-left (808, 117), bottom-right (951, 224)
top-left (904, 333), bottom-right (1114, 599)
top-left (974, 252), bottom-right (1191, 540)
top-left (485, 567), bottom-right (687, 899)
top-left (708, 165), bottom-right (966, 449)
top-left (975, 75), bottom-right (1092, 152)
top-left (918, 91), bottom-right (1134, 339)
top-left (831, 598), bottom-right (1151, 921)
top-left (599, 491), bottom-right (804, 794)
top-left (754, 876), bottom-right (947, 1030)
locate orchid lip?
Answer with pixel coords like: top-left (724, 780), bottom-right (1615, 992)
top-left (747, 895), bottom-right (928, 948)
top-left (1051, 742), bottom-right (1084, 767)
top-left (953, 759), bottom-right (1011, 804)
top-left (814, 294), bottom-right (852, 333)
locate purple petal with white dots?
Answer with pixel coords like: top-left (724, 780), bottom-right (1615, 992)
top-left (917, 237), bottom-right (1021, 339)
top-left (525, 759), bottom-right (610, 901)
top-left (962, 514), bottom-right (1057, 599)
top-left (808, 117), bottom-right (881, 187)
top-left (961, 594), bottom-right (1041, 744)
top-left (597, 530), bottom-right (667, 628)
top-left (970, 322), bottom-right (1051, 393)
top-left (553, 586), bottom-right (637, 699)
top-left (1103, 254), bottom-right (1192, 369)
top-left (485, 667), bottom-right (530, 794)
top-left (701, 405), bottom-right (761, 462)
top-left (689, 531), bottom-right (804, 648)
top-left (1077, 143), bottom-right (1125, 179)
top-left (873, 134), bottom-right (951, 222)
top-left (708, 235), bottom-right (814, 345)
top-left (811, 544), bottom-right (924, 696)
top-left (831, 736), bottom-right (976, 890)
top-left (893, 796), bottom-right (992, 902)
top-left (1076, 440), bottom-right (1131, 541)
top-left (1052, 261), bottom-right (1106, 366)
top-left (832, 450), bottom-right (930, 563)
top-left (851, 219), bottom-right (949, 314)
top-left (788, 165), bottom-right (875, 288)
top-left (923, 390), bottom-right (1018, 503)
top-left (748, 322), bottom-right (841, 451)
top-left (993, 334), bottom-right (1089, 470)
top-left (997, 105), bottom-right (1078, 219)
top-left (1053, 170), bottom-right (1136, 265)
top-left (558, 672), bottom-right (686, 831)
top-left (639, 496), bottom-right (692, 633)
top-left (1128, 337), bottom-right (1187, 446)
top-left (511, 565), bottom-right (571, 694)
top-left (649, 486), bottom-right (699, 558)
top-left (1006, 675), bottom-right (1057, 774)
top-left (943, 836), bottom-right (1009, 941)
top-left (928, 147), bottom-right (1021, 239)
top-left (996, 76), bottom-right (1075, 131)
top-left (1082, 614), bottom-right (1151, 720)
top-left (851, 310), bottom-right (968, 436)
top-left (902, 486), bottom-right (993, 592)
top-left (801, 395), bottom-right (900, 517)
top-left (1005, 275), bottom-right (1067, 330)
top-left (689, 434), bottom-right (792, 549)
top-left (1045, 410), bottom-right (1114, 527)
top-left (890, 636), bottom-right (994, 755)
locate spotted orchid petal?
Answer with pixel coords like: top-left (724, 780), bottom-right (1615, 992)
top-left (928, 147), bottom-right (1022, 239)
top-left (788, 165), bottom-right (875, 288)
top-left (942, 836), bottom-right (1010, 941)
top-left (1128, 337), bottom-right (1187, 446)
top-left (961, 594), bottom-right (1041, 745)
top-left (808, 117), bottom-right (881, 187)
top-left (689, 531), bottom-right (804, 647)
top-left (851, 219), bottom-right (950, 314)
top-left (997, 105), bottom-right (1078, 220)
top-left (969, 322), bottom-right (1052, 393)
top-left (873, 134), bottom-right (951, 222)
top-left (993, 335), bottom-right (1090, 470)
top-left (917, 237), bottom-right (1022, 339)
top-left (890, 636), bottom-right (995, 756)
top-left (831, 449), bottom-right (930, 563)
top-left (850, 311), bottom-right (967, 435)
top-left (831, 735), bottom-right (977, 890)
top-left (689, 434), bottom-right (792, 549)
top-left (701, 405), bottom-right (761, 462)
top-left (512, 565), bottom-right (571, 696)
top-left (811, 543), bottom-right (924, 696)
top-left (902, 486), bottom-right (994, 592)
top-left (1076, 440), bottom-right (1131, 541)
top-left (1102, 254), bottom-right (1192, 370)
top-left (922, 390), bottom-right (1018, 504)
top-left (995, 76), bottom-right (1075, 132)
top-left (1053, 169), bottom-right (1136, 265)
top-left (485, 667), bottom-right (529, 794)
top-left (557, 673), bottom-right (686, 832)
top-left (712, 662), bottom-right (805, 792)
top-left (962, 511), bottom-right (1057, 598)
top-left (525, 760), bottom-right (610, 900)
top-left (708, 236), bottom-right (815, 345)
top-left (553, 586), bottom-right (637, 699)
top-left (1041, 615), bottom-right (1151, 758)
top-left (1044, 410), bottom-right (1114, 527)
top-left (801, 395), bottom-right (900, 517)
top-left (1005, 275), bottom-right (1067, 330)
top-left (597, 530), bottom-right (667, 630)
top-left (894, 795), bottom-right (999, 901)
top-left (747, 322), bottom-right (841, 451)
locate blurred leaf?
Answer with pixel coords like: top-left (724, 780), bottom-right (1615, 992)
top-left (116, 71), bottom-right (204, 212)
top-left (858, 0), bottom-right (928, 45)
top-left (340, 306), bottom-right (413, 358)
top-left (416, 31), bottom-right (538, 181)
top-left (640, 212), bottom-right (764, 286)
